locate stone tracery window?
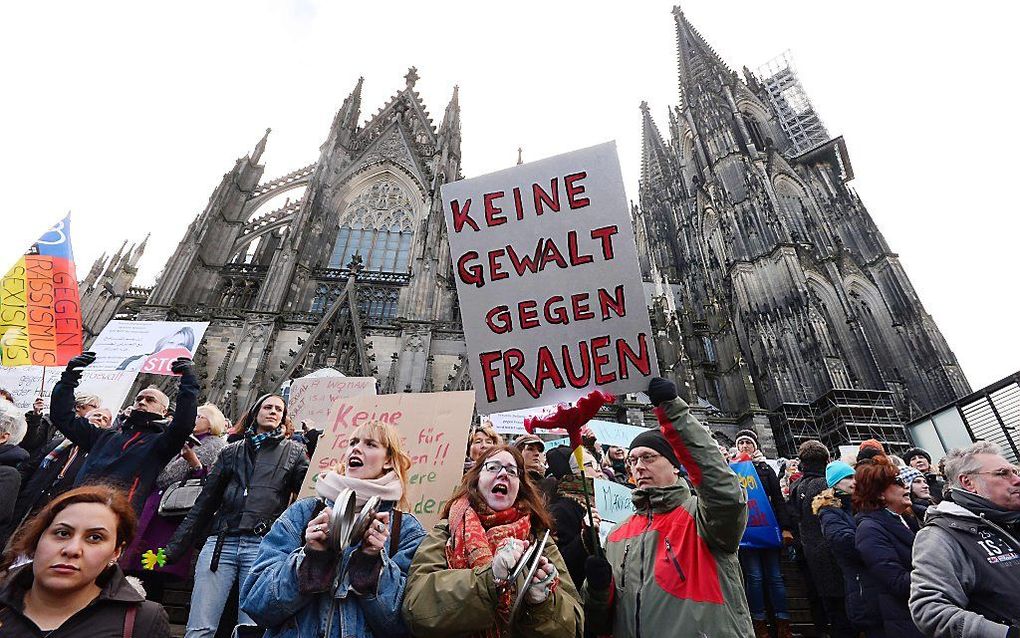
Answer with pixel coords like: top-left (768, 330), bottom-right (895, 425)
top-left (328, 179), bottom-right (415, 272)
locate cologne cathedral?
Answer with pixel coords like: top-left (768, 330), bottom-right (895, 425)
top-left (80, 9), bottom-right (969, 455)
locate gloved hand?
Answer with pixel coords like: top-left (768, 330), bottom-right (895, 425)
top-left (647, 377), bottom-right (677, 407)
top-left (170, 357), bottom-right (194, 377)
top-left (64, 351), bottom-right (96, 374)
top-left (491, 538), bottom-right (525, 583)
top-left (524, 555), bottom-right (557, 605)
top-left (585, 555), bottom-right (613, 591)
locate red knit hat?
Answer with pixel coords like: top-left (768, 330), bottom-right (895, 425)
top-left (859, 439), bottom-right (885, 453)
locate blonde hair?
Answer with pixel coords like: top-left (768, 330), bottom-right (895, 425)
top-left (197, 403), bottom-right (227, 436)
top-left (74, 394), bottom-right (102, 410)
top-left (346, 420), bottom-right (412, 511)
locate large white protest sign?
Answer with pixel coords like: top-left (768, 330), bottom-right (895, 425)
top-left (443, 142), bottom-right (658, 413)
top-left (0, 365), bottom-right (137, 412)
top-left (543, 419), bottom-right (650, 449)
top-left (89, 320), bottom-right (209, 375)
top-left (484, 404), bottom-right (561, 436)
top-left (294, 391), bottom-right (475, 528)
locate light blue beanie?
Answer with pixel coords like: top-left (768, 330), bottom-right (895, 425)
top-left (825, 461), bottom-right (855, 488)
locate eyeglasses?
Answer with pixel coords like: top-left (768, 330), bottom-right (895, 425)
top-left (970, 467), bottom-right (1020, 479)
top-left (481, 461), bottom-right (520, 478)
top-left (893, 476), bottom-right (907, 487)
top-left (627, 452), bottom-right (663, 468)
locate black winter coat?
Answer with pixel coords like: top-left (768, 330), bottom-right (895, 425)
top-left (20, 411), bottom-right (56, 457)
top-left (0, 439), bottom-right (86, 545)
top-left (855, 509), bottom-right (924, 638)
top-left (51, 369), bottom-right (199, 512)
top-left (165, 436), bottom-right (308, 561)
top-left (0, 564), bottom-right (169, 637)
top-left (752, 459), bottom-right (792, 532)
top-left (548, 496), bottom-right (596, 589)
top-left (789, 466), bottom-right (843, 597)
top-left (816, 490), bottom-right (884, 632)
top-left (0, 444), bottom-right (27, 533)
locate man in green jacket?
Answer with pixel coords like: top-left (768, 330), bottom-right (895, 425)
top-left (584, 378), bottom-right (752, 637)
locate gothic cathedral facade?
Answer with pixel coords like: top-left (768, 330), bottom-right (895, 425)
top-left (85, 10), bottom-right (969, 455)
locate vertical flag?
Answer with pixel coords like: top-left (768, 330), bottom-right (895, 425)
top-left (0, 214), bottom-right (83, 366)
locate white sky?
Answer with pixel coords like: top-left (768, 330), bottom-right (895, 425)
top-left (2, 1), bottom-right (1017, 391)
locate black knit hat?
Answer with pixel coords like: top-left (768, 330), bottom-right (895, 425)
top-left (629, 430), bottom-right (682, 471)
top-left (902, 447), bottom-right (931, 466)
top-left (735, 429), bottom-right (759, 450)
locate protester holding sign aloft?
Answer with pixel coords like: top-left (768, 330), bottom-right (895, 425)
top-left (163, 394), bottom-right (307, 638)
top-left (584, 378), bottom-right (753, 638)
top-left (733, 429), bottom-right (794, 638)
top-left (49, 351), bottom-right (199, 513)
top-left (240, 420), bottom-right (425, 638)
top-left (403, 444), bottom-right (582, 638)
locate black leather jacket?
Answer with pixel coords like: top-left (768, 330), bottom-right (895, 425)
top-left (165, 436), bottom-right (308, 561)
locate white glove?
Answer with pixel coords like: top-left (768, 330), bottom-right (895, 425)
top-left (491, 538), bottom-right (524, 583)
top-left (524, 556), bottom-right (557, 604)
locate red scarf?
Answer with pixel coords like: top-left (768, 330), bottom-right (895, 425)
top-left (446, 496), bottom-right (532, 636)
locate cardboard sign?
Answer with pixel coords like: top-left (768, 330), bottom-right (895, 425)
top-left (295, 391), bottom-right (475, 528)
top-left (0, 365), bottom-right (137, 412)
top-left (89, 321), bottom-right (209, 375)
top-left (287, 375), bottom-right (377, 430)
top-left (730, 460), bottom-right (782, 549)
top-left (0, 214), bottom-right (83, 366)
top-left (442, 142), bottom-right (658, 413)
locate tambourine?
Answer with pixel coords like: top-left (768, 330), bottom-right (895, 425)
top-left (507, 530), bottom-right (551, 624)
top-left (328, 490), bottom-right (386, 552)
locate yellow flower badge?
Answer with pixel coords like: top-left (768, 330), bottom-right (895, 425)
top-left (142, 548), bottom-right (167, 571)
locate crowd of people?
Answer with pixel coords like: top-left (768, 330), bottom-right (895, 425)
top-left (0, 354), bottom-right (1017, 638)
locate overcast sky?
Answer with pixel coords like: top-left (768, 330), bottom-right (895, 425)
top-left (2, 1), bottom-right (1016, 390)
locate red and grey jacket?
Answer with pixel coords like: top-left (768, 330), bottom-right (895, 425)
top-left (585, 397), bottom-right (752, 638)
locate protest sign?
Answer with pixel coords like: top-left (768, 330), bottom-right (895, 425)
top-left (730, 460), bottom-right (782, 549)
top-left (89, 321), bottom-right (209, 375)
top-left (442, 142), bottom-right (658, 413)
top-left (595, 478), bottom-right (636, 545)
top-left (295, 391), bottom-right (475, 528)
top-left (287, 375), bottom-right (377, 430)
top-left (544, 419), bottom-right (648, 449)
top-left (484, 405), bottom-right (562, 436)
top-left (0, 365), bottom-right (137, 412)
top-left (1, 214), bottom-right (83, 366)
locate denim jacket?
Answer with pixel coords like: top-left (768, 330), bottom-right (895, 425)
top-left (240, 496), bottom-right (426, 638)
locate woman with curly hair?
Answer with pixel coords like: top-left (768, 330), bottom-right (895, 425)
top-left (854, 456), bottom-right (924, 637)
top-left (403, 444), bottom-right (581, 638)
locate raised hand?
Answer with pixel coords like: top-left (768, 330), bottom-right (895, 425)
top-left (169, 357), bottom-right (194, 377)
top-left (65, 351), bottom-right (96, 373)
top-left (647, 377), bottom-right (678, 407)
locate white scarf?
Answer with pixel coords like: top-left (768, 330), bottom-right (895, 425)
top-left (314, 470), bottom-right (403, 508)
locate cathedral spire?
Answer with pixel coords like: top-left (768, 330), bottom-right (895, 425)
top-left (250, 128), bottom-right (271, 165)
top-left (339, 76), bottom-right (364, 130)
top-left (640, 101), bottom-right (670, 187)
top-left (438, 84), bottom-right (461, 163)
top-left (672, 6), bottom-right (734, 108)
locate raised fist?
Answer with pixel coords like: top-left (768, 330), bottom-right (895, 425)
top-left (169, 357), bottom-right (194, 377)
top-left (585, 555), bottom-right (613, 591)
top-left (65, 352), bottom-right (96, 373)
top-left (647, 377), bottom-right (678, 407)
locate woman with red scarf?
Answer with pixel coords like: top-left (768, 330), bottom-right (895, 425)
top-left (403, 444), bottom-right (582, 638)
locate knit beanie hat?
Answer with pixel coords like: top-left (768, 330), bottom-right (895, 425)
top-left (629, 430), bottom-right (682, 471)
top-left (902, 447), bottom-right (931, 466)
top-left (825, 461), bottom-right (855, 488)
top-left (734, 429), bottom-right (759, 451)
top-left (859, 439), bottom-right (885, 453)
top-left (898, 466), bottom-right (923, 487)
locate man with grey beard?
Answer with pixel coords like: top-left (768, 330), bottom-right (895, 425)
top-left (910, 441), bottom-right (1020, 637)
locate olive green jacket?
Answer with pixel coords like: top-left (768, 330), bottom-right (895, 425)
top-left (402, 520), bottom-right (583, 638)
top-left (585, 397), bottom-right (752, 638)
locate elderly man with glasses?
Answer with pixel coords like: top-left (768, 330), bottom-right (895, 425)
top-left (910, 441), bottom-right (1020, 637)
top-left (584, 377), bottom-right (752, 637)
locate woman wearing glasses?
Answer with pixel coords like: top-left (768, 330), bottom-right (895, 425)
top-left (403, 445), bottom-right (581, 638)
top-left (853, 457), bottom-right (924, 638)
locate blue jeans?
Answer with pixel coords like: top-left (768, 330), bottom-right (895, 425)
top-left (186, 534), bottom-right (263, 638)
top-left (739, 547), bottom-right (789, 621)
